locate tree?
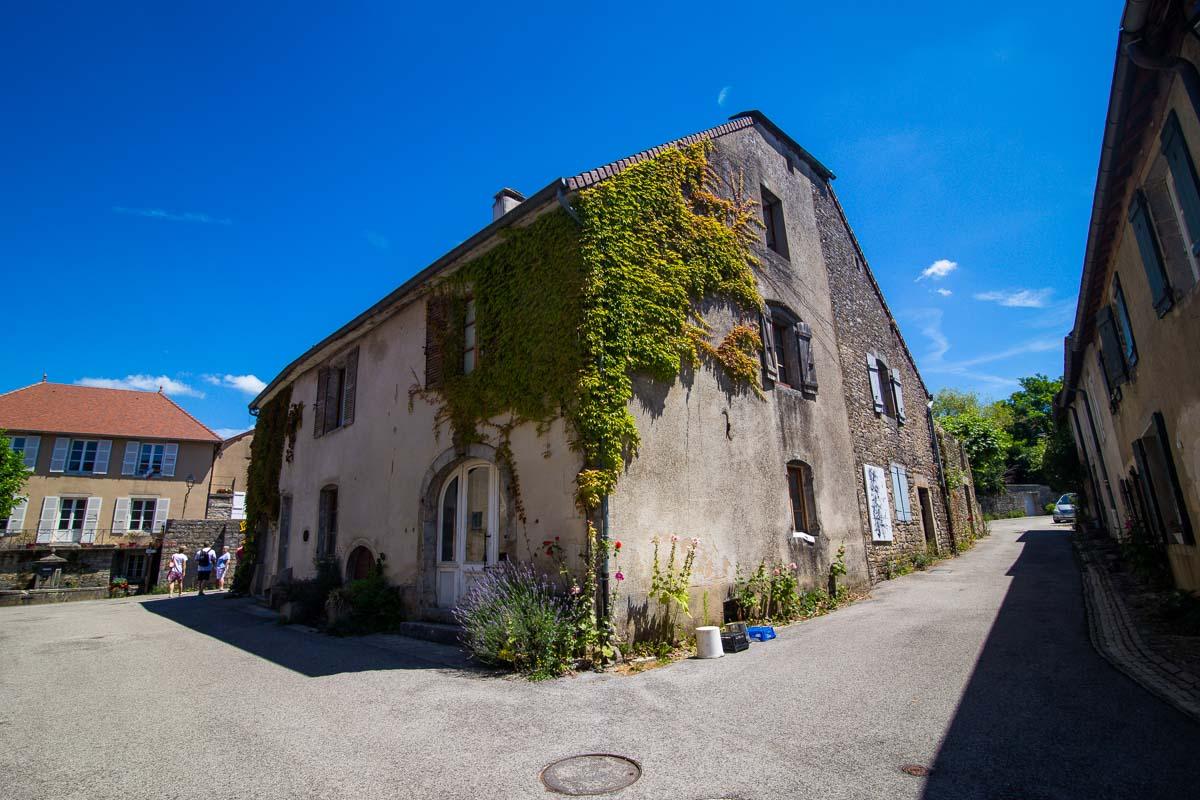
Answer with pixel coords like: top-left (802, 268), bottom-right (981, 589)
top-left (938, 412), bottom-right (1011, 495)
top-left (0, 432), bottom-right (29, 521)
top-left (1004, 374), bottom-right (1059, 446)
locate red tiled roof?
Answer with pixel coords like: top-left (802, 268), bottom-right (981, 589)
top-left (0, 382), bottom-right (221, 443)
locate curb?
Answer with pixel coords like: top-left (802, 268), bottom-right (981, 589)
top-left (1076, 543), bottom-right (1200, 724)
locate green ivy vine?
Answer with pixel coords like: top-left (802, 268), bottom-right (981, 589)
top-left (231, 385), bottom-right (292, 594)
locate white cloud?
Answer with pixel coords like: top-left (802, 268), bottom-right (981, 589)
top-left (916, 258), bottom-right (958, 281)
top-left (76, 375), bottom-right (205, 398)
top-left (213, 427), bottom-right (252, 439)
top-left (717, 86), bottom-right (731, 107)
top-left (935, 288), bottom-right (952, 297)
top-left (951, 339), bottom-right (1060, 368)
top-left (973, 288), bottom-right (1053, 308)
top-left (112, 206), bottom-right (231, 225)
top-left (366, 230), bottom-right (390, 250)
top-left (202, 374), bottom-right (266, 395)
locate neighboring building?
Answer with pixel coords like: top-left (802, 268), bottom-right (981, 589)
top-left (207, 429), bottom-right (252, 521)
top-left (251, 111), bottom-right (972, 628)
top-left (0, 381), bottom-right (222, 592)
top-left (1062, 0), bottom-right (1200, 591)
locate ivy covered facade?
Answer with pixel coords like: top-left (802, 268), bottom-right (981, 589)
top-left (246, 111), bottom-right (971, 631)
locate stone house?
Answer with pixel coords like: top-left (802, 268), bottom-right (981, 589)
top-left (206, 429), bottom-right (251, 521)
top-left (1062, 0), bottom-right (1200, 592)
top-left (249, 111), bottom-right (972, 630)
top-left (0, 381), bottom-right (222, 594)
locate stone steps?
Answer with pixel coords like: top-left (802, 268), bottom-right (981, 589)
top-left (397, 620), bottom-right (462, 646)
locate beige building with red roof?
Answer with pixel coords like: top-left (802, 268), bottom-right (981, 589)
top-left (0, 380), bottom-right (222, 594)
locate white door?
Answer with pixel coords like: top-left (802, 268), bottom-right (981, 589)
top-left (436, 461), bottom-right (499, 608)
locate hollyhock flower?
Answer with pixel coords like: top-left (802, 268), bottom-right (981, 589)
top-left (614, 571), bottom-right (625, 581)
top-left (773, 567), bottom-right (781, 576)
top-left (614, 540), bottom-right (622, 551)
top-left (788, 562), bottom-right (797, 571)
top-left (570, 584), bottom-right (581, 595)
top-left (690, 537), bottom-right (700, 547)
top-left (671, 534), bottom-right (680, 543)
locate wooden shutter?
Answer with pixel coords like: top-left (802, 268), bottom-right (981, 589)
top-left (152, 498), bottom-right (170, 533)
top-left (37, 496), bottom-right (59, 542)
top-left (231, 492), bottom-right (246, 520)
top-left (22, 436), bottom-right (39, 469)
top-left (49, 438), bottom-right (69, 473)
top-left (161, 443), bottom-right (178, 476)
top-left (317, 490), bottom-right (330, 556)
top-left (759, 310), bottom-right (778, 383)
top-left (93, 440), bottom-right (112, 474)
top-left (890, 465), bottom-right (913, 522)
top-left (342, 347), bottom-right (359, 426)
top-left (867, 355), bottom-right (885, 413)
top-left (795, 321), bottom-right (817, 393)
top-left (425, 295), bottom-right (449, 389)
top-left (121, 442), bottom-right (140, 475)
top-left (112, 498), bottom-right (130, 534)
top-left (81, 497), bottom-right (101, 543)
top-left (323, 369), bottom-right (342, 432)
top-left (1153, 411), bottom-right (1195, 545)
top-left (1128, 190), bottom-right (1173, 316)
top-left (891, 374), bottom-right (906, 423)
top-left (7, 498), bottom-right (28, 533)
top-left (313, 368), bottom-right (329, 438)
top-left (1161, 110), bottom-right (1200, 257)
top-left (1096, 305), bottom-right (1127, 394)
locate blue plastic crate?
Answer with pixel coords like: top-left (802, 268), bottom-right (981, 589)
top-left (747, 625), bottom-right (776, 641)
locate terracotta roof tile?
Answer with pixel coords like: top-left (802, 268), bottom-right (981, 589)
top-left (0, 382), bottom-right (221, 442)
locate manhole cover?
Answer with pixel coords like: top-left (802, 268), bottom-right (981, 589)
top-left (541, 754), bottom-right (641, 796)
top-left (900, 763), bottom-right (931, 777)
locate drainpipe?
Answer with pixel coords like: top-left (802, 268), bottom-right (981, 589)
top-left (1124, 33), bottom-right (1200, 122)
top-left (599, 495), bottom-right (611, 629)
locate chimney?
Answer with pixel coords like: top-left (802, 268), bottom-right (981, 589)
top-left (492, 187), bottom-right (525, 221)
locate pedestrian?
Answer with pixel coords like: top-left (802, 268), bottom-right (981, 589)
top-left (167, 546), bottom-right (187, 598)
top-left (215, 545), bottom-right (231, 590)
top-left (195, 542), bottom-right (217, 595)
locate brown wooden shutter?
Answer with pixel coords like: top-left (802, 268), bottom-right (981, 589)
top-left (795, 321), bottom-right (817, 393)
top-left (759, 310), bottom-right (778, 383)
top-left (1095, 305), bottom-right (1127, 396)
top-left (342, 348), bottom-right (359, 426)
top-left (313, 368), bottom-right (329, 438)
top-left (317, 489), bottom-right (329, 556)
top-left (425, 295), bottom-right (448, 389)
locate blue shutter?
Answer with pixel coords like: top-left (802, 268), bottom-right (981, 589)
top-left (1128, 190), bottom-right (1173, 316)
top-left (1095, 306), bottom-right (1126, 398)
top-left (1161, 110), bottom-right (1200, 256)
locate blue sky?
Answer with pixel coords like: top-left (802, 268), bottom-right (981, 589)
top-left (0, 1), bottom-right (1122, 435)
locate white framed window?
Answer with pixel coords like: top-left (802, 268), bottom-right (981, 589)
top-left (129, 498), bottom-right (157, 532)
top-left (67, 440), bottom-right (98, 472)
top-left (51, 438), bottom-right (110, 474)
top-left (120, 441), bottom-right (177, 476)
top-left (138, 443), bottom-right (164, 475)
top-left (58, 497), bottom-right (88, 532)
top-left (8, 435), bottom-right (40, 470)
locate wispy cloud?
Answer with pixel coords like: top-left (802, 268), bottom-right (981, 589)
top-left (113, 206), bottom-right (232, 225)
top-left (935, 288), bottom-right (953, 297)
top-left (717, 86), bottom-right (731, 107)
top-left (77, 374), bottom-right (205, 398)
top-left (911, 309), bottom-right (951, 361)
top-left (365, 230), bottom-right (390, 250)
top-left (916, 258), bottom-right (958, 281)
top-left (951, 339), bottom-right (1060, 368)
top-left (908, 308), bottom-right (1029, 394)
top-left (973, 288), bottom-right (1053, 308)
top-left (212, 427), bottom-right (252, 439)
top-left (202, 374), bottom-right (266, 396)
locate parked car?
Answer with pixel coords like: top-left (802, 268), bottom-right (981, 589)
top-left (1052, 494), bottom-right (1077, 524)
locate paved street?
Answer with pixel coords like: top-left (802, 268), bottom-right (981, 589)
top-left (3, 517), bottom-right (1199, 799)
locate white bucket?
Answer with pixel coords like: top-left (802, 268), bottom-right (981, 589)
top-left (695, 626), bottom-right (724, 659)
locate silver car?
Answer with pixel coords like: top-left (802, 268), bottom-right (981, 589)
top-left (1053, 493), bottom-right (1077, 523)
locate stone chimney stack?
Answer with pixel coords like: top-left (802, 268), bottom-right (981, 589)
top-left (492, 188), bottom-right (525, 221)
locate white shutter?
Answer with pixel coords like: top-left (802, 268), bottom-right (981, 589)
top-left (162, 443), bottom-right (178, 477)
top-left (231, 491), bottom-right (246, 521)
top-left (891, 465), bottom-right (912, 523)
top-left (152, 498), bottom-right (170, 533)
top-left (866, 355), bottom-right (885, 413)
top-left (93, 440), bottom-right (112, 474)
top-left (892, 375), bottom-right (906, 423)
top-left (22, 436), bottom-right (40, 470)
top-left (49, 438), bottom-right (70, 473)
top-left (82, 497), bottom-right (102, 543)
top-left (6, 497), bottom-right (28, 533)
top-left (121, 442), bottom-right (140, 475)
top-left (37, 496), bottom-right (60, 542)
top-left (112, 498), bottom-right (131, 534)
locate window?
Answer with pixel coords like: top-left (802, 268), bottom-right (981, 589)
top-left (58, 498), bottom-right (87, 532)
top-left (123, 553), bottom-right (147, 581)
top-left (9, 435), bottom-right (38, 470)
top-left (120, 441), bottom-right (177, 476)
top-left (1111, 275), bottom-right (1138, 368)
top-left (761, 186), bottom-right (789, 258)
top-left (67, 440), bottom-right (98, 472)
top-left (314, 348), bottom-right (359, 437)
top-left (786, 461), bottom-right (818, 534)
top-left (866, 354), bottom-right (905, 422)
top-left (137, 443), bottom-right (165, 475)
top-left (463, 299), bottom-right (477, 374)
top-left (277, 495), bottom-right (292, 572)
top-left (1095, 306), bottom-right (1128, 403)
top-left (761, 304), bottom-right (817, 393)
top-left (1129, 189), bottom-right (1174, 316)
top-left (317, 486), bottom-right (339, 559)
top-left (1134, 412), bottom-right (1195, 546)
top-left (129, 499), bottom-right (157, 532)
top-left (890, 463), bottom-right (914, 523)
top-left (1161, 110), bottom-right (1200, 285)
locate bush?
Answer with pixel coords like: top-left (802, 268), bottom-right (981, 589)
top-left (1044, 502), bottom-right (1057, 515)
top-left (280, 560), bottom-right (343, 626)
top-left (453, 562), bottom-right (579, 680)
top-left (326, 569), bottom-right (404, 635)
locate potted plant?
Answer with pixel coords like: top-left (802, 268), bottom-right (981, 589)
top-left (109, 576), bottom-right (130, 598)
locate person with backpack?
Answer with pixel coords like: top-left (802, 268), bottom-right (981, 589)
top-left (195, 543), bottom-right (217, 595)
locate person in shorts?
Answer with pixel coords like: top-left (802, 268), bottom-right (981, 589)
top-left (167, 547), bottom-right (187, 598)
top-left (215, 545), bottom-right (231, 590)
top-left (195, 543), bottom-right (217, 595)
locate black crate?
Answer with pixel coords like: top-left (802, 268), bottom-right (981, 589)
top-left (721, 630), bottom-right (750, 653)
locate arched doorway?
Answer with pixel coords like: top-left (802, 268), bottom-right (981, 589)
top-left (345, 545), bottom-right (374, 582)
top-left (436, 459), bottom-right (499, 608)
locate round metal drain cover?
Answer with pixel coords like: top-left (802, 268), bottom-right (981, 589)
top-left (541, 754), bottom-right (641, 795)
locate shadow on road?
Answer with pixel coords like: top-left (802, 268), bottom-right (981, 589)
top-left (923, 527), bottom-right (1200, 799)
top-left (140, 595), bottom-right (481, 678)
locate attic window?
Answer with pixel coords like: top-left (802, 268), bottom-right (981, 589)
top-left (761, 186), bottom-right (789, 258)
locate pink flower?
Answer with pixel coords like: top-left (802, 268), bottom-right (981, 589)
top-left (570, 584), bottom-right (581, 595)
top-left (690, 537), bottom-right (700, 547)
top-left (671, 534), bottom-right (679, 543)
top-left (788, 562), bottom-right (797, 570)
top-left (614, 571), bottom-right (625, 581)
top-left (773, 567), bottom-right (781, 576)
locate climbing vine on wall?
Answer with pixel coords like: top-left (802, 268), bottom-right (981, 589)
top-left (414, 141), bottom-right (763, 512)
top-left (231, 386), bottom-right (292, 594)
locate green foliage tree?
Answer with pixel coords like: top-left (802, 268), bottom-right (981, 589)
top-left (938, 413), bottom-right (1011, 494)
top-left (0, 432), bottom-right (30, 521)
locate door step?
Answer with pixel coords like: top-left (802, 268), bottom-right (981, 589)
top-left (397, 620), bottom-right (462, 646)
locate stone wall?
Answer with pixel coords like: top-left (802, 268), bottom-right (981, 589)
top-left (205, 492), bottom-right (233, 520)
top-left (938, 428), bottom-right (986, 544)
top-left (0, 549), bottom-right (114, 591)
top-left (981, 484), bottom-right (1055, 518)
top-left (812, 180), bottom-right (955, 581)
top-left (158, 518), bottom-right (244, 589)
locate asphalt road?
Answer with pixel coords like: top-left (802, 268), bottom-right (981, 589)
top-left (3, 517), bottom-right (1199, 799)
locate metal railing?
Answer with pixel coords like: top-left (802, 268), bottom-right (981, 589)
top-left (0, 528), bottom-right (161, 550)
